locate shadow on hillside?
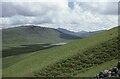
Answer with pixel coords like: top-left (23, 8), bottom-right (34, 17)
top-left (58, 31), bottom-right (81, 40)
top-left (2, 44), bottom-right (54, 58)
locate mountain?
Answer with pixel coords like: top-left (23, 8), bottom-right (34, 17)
top-left (57, 28), bottom-right (105, 37)
top-left (2, 25), bottom-right (80, 49)
top-left (3, 26), bottom-right (119, 77)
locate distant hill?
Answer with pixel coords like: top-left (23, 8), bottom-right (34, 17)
top-left (57, 28), bottom-right (105, 37)
top-left (2, 25), bottom-right (80, 48)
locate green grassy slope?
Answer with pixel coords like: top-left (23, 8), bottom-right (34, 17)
top-left (2, 26), bottom-right (119, 77)
top-left (2, 44), bottom-right (56, 58)
top-left (34, 36), bottom-right (119, 77)
top-left (2, 25), bottom-right (79, 50)
top-left (76, 59), bottom-right (118, 77)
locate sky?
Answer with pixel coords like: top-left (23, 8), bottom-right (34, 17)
top-left (0, 0), bottom-right (119, 32)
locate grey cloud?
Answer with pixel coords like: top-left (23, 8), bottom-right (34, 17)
top-left (1, 2), bottom-right (61, 26)
top-left (118, 2), bottom-right (120, 15)
top-left (10, 14), bottom-right (55, 25)
top-left (33, 18), bottom-right (54, 24)
top-left (78, 2), bottom-right (118, 15)
top-left (1, 2), bottom-right (35, 17)
top-left (100, 2), bottom-right (118, 15)
top-left (1, 2), bottom-right (60, 17)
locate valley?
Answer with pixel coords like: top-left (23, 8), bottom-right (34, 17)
top-left (1, 1), bottom-right (119, 78)
top-left (2, 26), bottom-right (119, 77)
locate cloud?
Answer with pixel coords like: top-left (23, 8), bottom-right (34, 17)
top-left (1, 2), bottom-right (65, 17)
top-left (1, 2), bottom-right (34, 17)
top-left (78, 2), bottom-right (118, 15)
top-left (1, 1), bottom-right (118, 31)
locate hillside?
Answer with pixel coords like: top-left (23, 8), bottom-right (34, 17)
top-left (35, 36), bottom-right (119, 77)
top-left (2, 25), bottom-right (80, 49)
top-left (2, 26), bottom-right (119, 77)
top-left (57, 28), bottom-right (104, 37)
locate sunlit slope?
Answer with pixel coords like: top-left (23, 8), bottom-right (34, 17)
top-left (3, 26), bottom-right (119, 77)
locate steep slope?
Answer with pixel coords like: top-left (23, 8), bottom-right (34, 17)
top-left (2, 26), bottom-right (119, 77)
top-left (35, 36), bottom-right (119, 77)
top-left (2, 25), bottom-right (80, 49)
top-left (76, 59), bottom-right (118, 77)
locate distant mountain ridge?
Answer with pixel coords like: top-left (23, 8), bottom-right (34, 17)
top-left (2, 25), bottom-right (105, 49)
top-left (2, 25), bottom-right (80, 48)
top-left (57, 28), bottom-right (105, 37)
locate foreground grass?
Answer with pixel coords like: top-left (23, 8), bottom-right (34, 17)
top-left (76, 59), bottom-right (119, 77)
top-left (2, 44), bottom-right (54, 57)
top-left (34, 37), bottom-right (119, 77)
top-left (2, 26), bottom-right (119, 77)
top-left (3, 53), bottom-right (33, 69)
top-left (0, 58), bottom-right (2, 78)
top-left (3, 43), bottom-right (61, 69)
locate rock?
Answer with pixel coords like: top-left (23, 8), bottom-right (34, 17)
top-left (117, 61), bottom-right (120, 69)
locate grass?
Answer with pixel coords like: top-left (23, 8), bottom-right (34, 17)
top-left (76, 59), bottom-right (119, 77)
top-left (2, 26), bottom-right (119, 77)
top-left (0, 58), bottom-right (2, 78)
top-left (2, 43), bottom-right (54, 69)
top-left (3, 53), bottom-right (33, 69)
top-left (2, 43), bottom-right (59, 69)
top-left (34, 37), bottom-right (119, 77)
top-left (2, 44), bottom-right (55, 57)
top-left (2, 26), bottom-right (79, 50)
